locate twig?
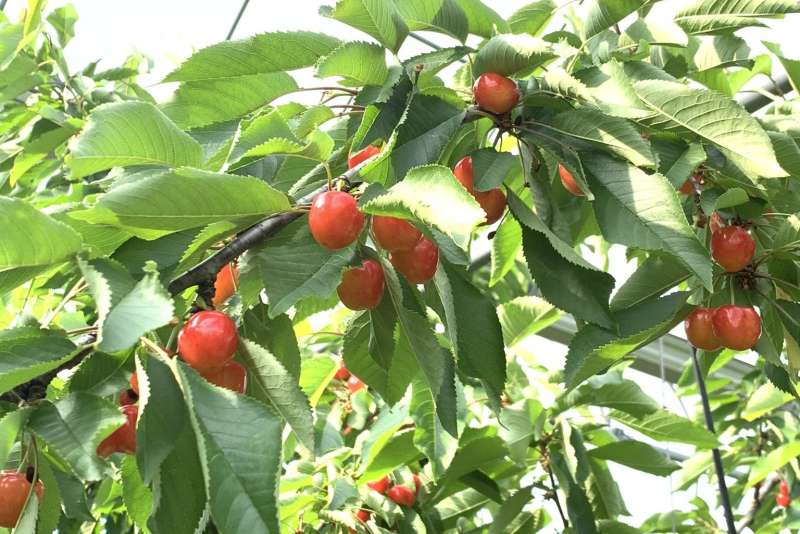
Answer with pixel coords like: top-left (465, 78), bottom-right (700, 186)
top-left (546, 465), bottom-right (569, 529)
top-left (737, 477), bottom-right (779, 533)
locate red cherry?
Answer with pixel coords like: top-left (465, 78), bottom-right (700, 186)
top-left (453, 156), bottom-right (476, 194)
top-left (475, 188), bottom-right (506, 225)
top-left (0, 471), bottom-right (44, 528)
top-left (367, 476), bottom-right (390, 494)
top-left (334, 363), bottom-right (350, 381)
top-left (201, 361), bottom-right (247, 394)
top-left (178, 311), bottom-right (239, 373)
top-left (473, 72), bottom-right (519, 114)
top-left (309, 191), bottom-right (365, 250)
top-left (347, 375), bottom-right (365, 393)
top-left (558, 164), bottom-right (583, 196)
top-left (130, 373), bottom-right (139, 395)
top-left (413, 474), bottom-right (421, 494)
top-left (212, 263), bottom-right (239, 307)
top-left (348, 145), bottom-right (380, 169)
top-left (337, 259), bottom-right (385, 311)
top-left (711, 226), bottom-right (755, 273)
top-left (372, 216), bottom-right (422, 252)
top-left (712, 305), bottom-right (761, 351)
top-left (355, 509), bottom-right (370, 522)
top-left (387, 484), bottom-right (416, 507)
top-left (780, 480), bottom-right (790, 496)
top-left (679, 179), bottom-right (694, 195)
top-left (777, 492), bottom-right (791, 508)
top-left (97, 404), bottom-right (138, 457)
top-left (684, 307), bottom-right (722, 351)
top-left (709, 212), bottom-right (725, 234)
top-left (390, 237), bottom-right (439, 284)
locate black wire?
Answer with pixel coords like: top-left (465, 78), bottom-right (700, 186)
top-left (0, 0), bottom-right (8, 11)
top-left (690, 346), bottom-right (737, 534)
top-left (225, 0), bottom-right (250, 41)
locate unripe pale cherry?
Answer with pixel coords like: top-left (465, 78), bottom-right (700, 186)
top-left (372, 216), bottom-right (422, 252)
top-left (97, 404), bottom-right (138, 457)
top-left (337, 259), bottom-right (385, 310)
top-left (387, 484), bottom-right (416, 507)
top-left (309, 191), bottom-right (365, 250)
top-left (684, 307), bottom-right (722, 351)
top-left (453, 156), bottom-right (506, 225)
top-left (178, 310), bottom-right (239, 373)
top-left (712, 305), bottom-right (761, 351)
top-left (711, 226), bottom-right (755, 273)
top-left (201, 360), bottom-right (247, 394)
top-left (390, 237), bottom-right (439, 284)
top-left (473, 72), bottom-right (519, 114)
top-left (0, 471), bottom-right (44, 528)
top-left (348, 145), bottom-right (380, 169)
top-left (558, 164), bottom-right (583, 196)
top-left (212, 263), bottom-right (239, 306)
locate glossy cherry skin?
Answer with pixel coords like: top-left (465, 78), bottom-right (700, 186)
top-left (337, 259), bottom-right (385, 311)
top-left (178, 310), bottom-right (239, 373)
top-left (367, 476), bottom-right (391, 494)
top-left (684, 307), bottom-right (722, 351)
top-left (473, 72), bottom-right (519, 114)
top-left (558, 164), bottom-right (583, 196)
top-left (708, 212), bottom-right (725, 234)
top-left (348, 145), bottom-right (380, 169)
top-left (347, 375), bottom-right (365, 393)
top-left (212, 263), bottom-right (239, 307)
top-left (711, 226), bottom-right (755, 273)
top-left (355, 509), bottom-right (370, 522)
top-left (97, 404), bottom-right (138, 457)
top-left (453, 156), bottom-right (506, 225)
top-left (309, 191), bottom-right (365, 250)
top-left (390, 237), bottom-right (439, 284)
top-left (202, 360), bottom-right (247, 394)
top-left (0, 471), bottom-right (44, 528)
top-left (453, 156), bottom-right (476, 194)
top-left (387, 484), bottom-right (416, 507)
top-left (372, 216), bottom-right (422, 252)
top-left (777, 493), bottom-right (791, 508)
top-left (712, 305), bottom-right (761, 351)
top-left (334, 364), bottom-right (350, 381)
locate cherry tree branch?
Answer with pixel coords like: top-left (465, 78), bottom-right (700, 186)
top-left (737, 477), bottom-right (779, 533)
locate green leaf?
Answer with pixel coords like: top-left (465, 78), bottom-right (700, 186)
top-left (498, 295), bottom-right (560, 347)
top-left (499, 399), bottom-right (543, 465)
top-left (68, 101), bottom-right (203, 178)
top-left (699, 187), bottom-right (749, 213)
top-left (587, 458), bottom-right (630, 518)
top-left (634, 80), bottom-right (786, 178)
top-left (508, 192), bottom-right (615, 328)
top-left (611, 254), bottom-right (690, 311)
top-left (549, 109), bottom-right (655, 167)
top-left (121, 455), bottom-right (153, 532)
top-left (72, 167), bottom-right (290, 234)
top-left (611, 410), bottom-right (719, 449)
top-left (589, 440), bottom-right (680, 476)
top-left (323, 0), bottom-right (409, 53)
top-left (618, 17), bottom-right (689, 47)
top-left (490, 216), bottom-right (522, 286)
top-left (742, 383), bottom-right (793, 421)
top-left (316, 41), bottom-right (388, 87)
top-left (509, 0), bottom-right (556, 36)
top-left (675, 0), bottom-right (800, 35)
top-left (454, 0), bottom-right (510, 38)
top-left (241, 306), bottom-right (301, 380)
top-left (653, 140), bottom-right (707, 188)
top-left (0, 327), bottom-right (76, 395)
top-left (177, 361), bottom-right (282, 534)
top-left (764, 42), bottom-right (800, 94)
top-left (0, 197), bottom-right (81, 270)
top-left (394, 0), bottom-right (469, 41)
top-left (362, 165), bottom-right (485, 260)
top-left (0, 408), bottom-right (28, 468)
top-left (28, 393), bottom-right (125, 481)
top-left (247, 218), bottom-right (355, 318)
top-left (473, 34), bottom-right (556, 77)
top-left (165, 31), bottom-right (341, 82)
top-left (558, 374), bottom-right (660, 417)
top-left (747, 442), bottom-right (800, 488)
top-left (584, 154), bottom-right (712, 289)
top-left (46, 4), bottom-right (77, 46)
top-left (583, 0), bottom-right (647, 39)
top-left (239, 339), bottom-right (315, 453)
top-left (488, 485), bottom-right (534, 534)
top-left (471, 148), bottom-right (516, 191)
top-left (409, 374), bottom-right (459, 479)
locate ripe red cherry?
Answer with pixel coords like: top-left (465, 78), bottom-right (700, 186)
top-left (453, 156), bottom-right (476, 194)
top-left (337, 259), bottom-right (385, 311)
top-left (473, 72), bottom-right (519, 114)
top-left (178, 311), bottom-right (238, 373)
top-left (390, 237), bottom-right (439, 284)
top-left (347, 375), bottom-right (365, 393)
top-left (97, 404), bottom-right (138, 457)
top-left (348, 145), bottom-right (380, 169)
top-left (212, 263), bottom-right (239, 307)
top-left (777, 492), bottom-right (791, 508)
top-left (712, 305), bottom-right (761, 351)
top-left (387, 485), bottom-right (416, 507)
top-left (355, 509), bottom-right (370, 522)
top-left (334, 363), bottom-right (350, 381)
top-left (708, 212), bottom-right (725, 234)
top-left (0, 470), bottom-right (44, 528)
top-left (367, 476), bottom-right (390, 494)
top-left (202, 361), bottom-right (247, 394)
top-left (309, 191), bottom-right (365, 250)
top-left (452, 156), bottom-right (506, 224)
top-left (558, 164), bottom-right (583, 196)
top-left (711, 226), bottom-right (755, 272)
top-left (684, 307), bottom-right (722, 351)
top-left (372, 216), bottom-right (422, 252)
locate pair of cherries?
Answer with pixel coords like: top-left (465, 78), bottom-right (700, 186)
top-left (366, 473), bottom-right (420, 507)
top-left (685, 305), bottom-right (761, 351)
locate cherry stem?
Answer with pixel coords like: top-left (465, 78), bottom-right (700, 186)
top-left (295, 86), bottom-right (358, 96)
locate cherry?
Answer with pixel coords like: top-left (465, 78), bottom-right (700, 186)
top-left (309, 191), bottom-right (365, 250)
top-left (372, 216), bottom-right (422, 252)
top-left (367, 476), bottom-right (390, 494)
top-left (473, 72), bottom-right (519, 114)
top-left (453, 156), bottom-right (507, 225)
top-left (177, 310), bottom-right (239, 373)
top-left (711, 226), bottom-right (755, 273)
top-left (0, 470), bottom-right (44, 528)
top-left (558, 164), bottom-right (583, 197)
top-left (348, 145), bottom-right (380, 169)
top-left (777, 492), bottom-right (791, 508)
top-left (347, 375), bottom-right (365, 393)
top-left (679, 179), bottom-right (694, 195)
top-left (337, 259), bottom-right (385, 311)
top-left (334, 363), bottom-right (350, 381)
top-left (390, 237), bottom-right (439, 284)
top-left (708, 212), bottom-right (725, 234)
top-left (684, 307), bottom-right (722, 351)
top-left (118, 389), bottom-right (138, 406)
top-left (712, 305), bottom-right (761, 351)
top-left (202, 361), bottom-right (247, 394)
top-left (212, 263), bottom-right (239, 307)
top-left (387, 484), bottom-right (416, 507)
top-left (97, 404), bottom-right (138, 457)
top-left (355, 509), bottom-right (370, 522)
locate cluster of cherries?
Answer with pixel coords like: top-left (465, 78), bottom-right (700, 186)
top-left (685, 214), bottom-right (762, 351)
top-left (0, 469), bottom-right (45, 528)
top-left (349, 473), bottom-right (421, 530)
top-left (334, 363), bottom-right (365, 394)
